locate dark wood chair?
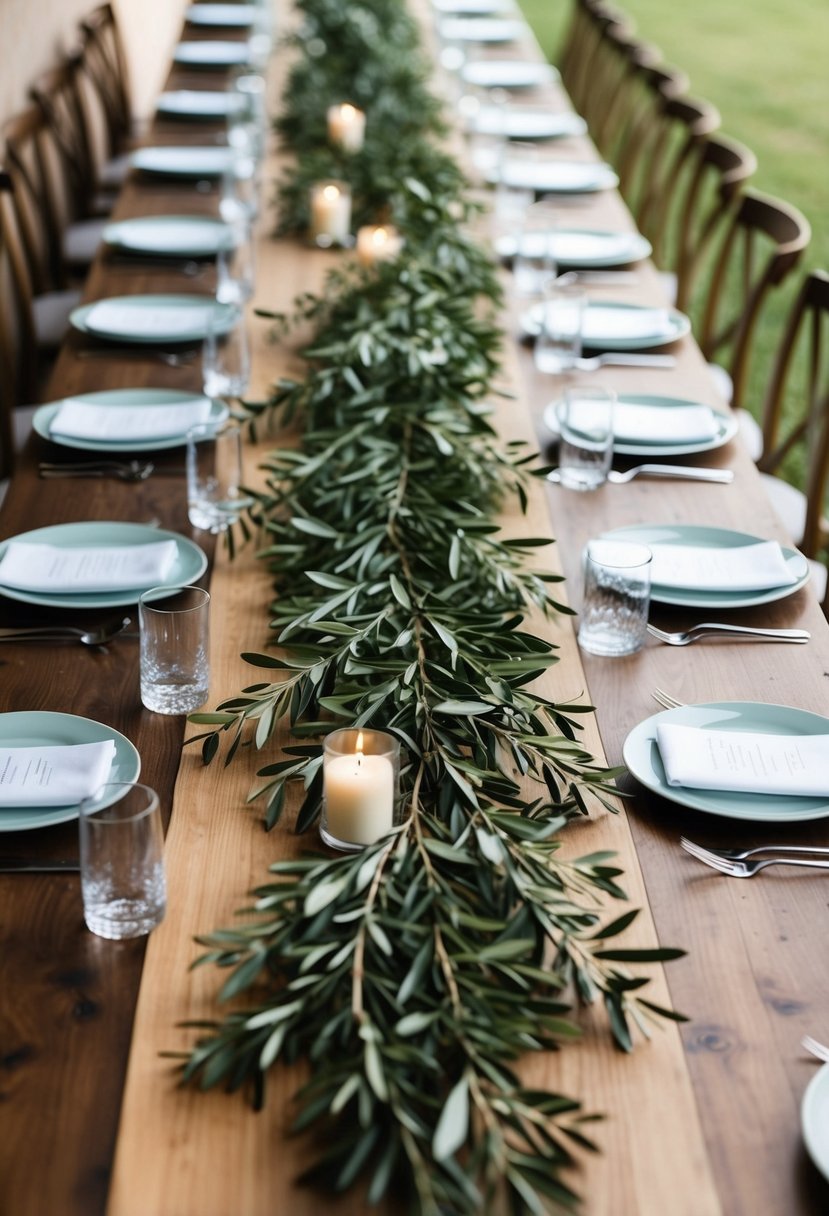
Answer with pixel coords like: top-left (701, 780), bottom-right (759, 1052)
top-left (75, 3), bottom-right (136, 207)
top-left (560, 0), bottom-right (631, 123)
top-left (589, 25), bottom-right (663, 160)
top-left (613, 63), bottom-right (691, 205)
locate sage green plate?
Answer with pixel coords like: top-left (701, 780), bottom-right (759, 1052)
top-left (173, 39), bottom-right (252, 67)
top-left (494, 158), bottom-right (619, 195)
top-left (623, 702), bottom-right (829, 822)
top-left (802, 1064), bottom-right (829, 1182)
top-left (461, 59), bottom-right (559, 89)
top-left (103, 216), bottom-right (234, 257)
top-left (496, 228), bottom-right (652, 268)
top-left (33, 389), bottom-right (228, 453)
top-left (543, 393), bottom-right (738, 457)
top-left (156, 89), bottom-right (246, 120)
top-left (185, 4), bottom-right (256, 27)
top-left (523, 299), bottom-right (690, 349)
top-left (0, 711), bottom-right (140, 832)
top-left (470, 106), bottom-right (587, 141)
top-left (433, 0), bottom-right (516, 12)
top-left (0, 522), bottom-right (207, 609)
top-left (439, 16), bottom-right (525, 41)
top-left (601, 524), bottom-right (810, 608)
top-left (130, 145), bottom-right (237, 179)
top-left (70, 294), bottom-right (237, 345)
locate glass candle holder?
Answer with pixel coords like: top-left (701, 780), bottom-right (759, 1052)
top-left (327, 103), bottom-right (366, 152)
top-left (355, 224), bottom-right (403, 267)
top-left (309, 180), bottom-right (352, 248)
top-left (321, 728), bottom-right (401, 852)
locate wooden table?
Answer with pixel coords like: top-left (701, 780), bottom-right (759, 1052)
top-left (1, 4), bottom-right (828, 1214)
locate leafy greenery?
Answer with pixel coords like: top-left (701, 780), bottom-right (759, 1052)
top-left (182, 2), bottom-right (686, 1211)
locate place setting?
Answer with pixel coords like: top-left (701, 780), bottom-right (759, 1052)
top-left (129, 144), bottom-right (240, 180)
top-left (70, 293), bottom-right (238, 346)
top-left (102, 215), bottom-right (236, 261)
top-left (172, 39), bottom-right (256, 70)
top-left (156, 88), bottom-right (248, 122)
top-left (32, 388), bottom-right (229, 455)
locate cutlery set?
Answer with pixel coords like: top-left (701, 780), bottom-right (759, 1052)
top-left (680, 837), bottom-right (829, 878)
top-left (547, 463), bottom-right (733, 485)
top-left (39, 460), bottom-right (184, 481)
top-left (0, 616), bottom-right (133, 646)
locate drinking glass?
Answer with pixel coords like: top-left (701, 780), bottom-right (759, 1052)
top-left (556, 386), bottom-right (615, 491)
top-left (578, 540), bottom-right (652, 657)
top-left (216, 222), bottom-right (255, 306)
top-left (202, 309), bottom-right (250, 399)
top-left (534, 279), bottom-right (586, 374)
top-left (513, 201), bottom-right (559, 298)
top-left (219, 154), bottom-right (259, 225)
top-left (186, 422), bottom-right (253, 533)
top-left (79, 782), bottom-right (166, 940)
top-left (139, 585), bottom-right (210, 714)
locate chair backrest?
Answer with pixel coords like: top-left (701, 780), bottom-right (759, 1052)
top-left (757, 270), bottom-right (829, 561)
top-left (613, 63), bottom-right (690, 203)
top-left (1, 105), bottom-right (62, 293)
top-left (78, 3), bottom-right (132, 163)
top-left (590, 26), bottom-right (662, 157)
top-left (699, 189), bottom-right (811, 408)
top-left (0, 170), bottom-right (40, 477)
top-left (562, 1), bottom-right (631, 121)
top-left (30, 55), bottom-right (97, 226)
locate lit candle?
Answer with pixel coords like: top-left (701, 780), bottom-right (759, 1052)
top-left (309, 180), bottom-right (352, 247)
top-left (322, 729), bottom-right (398, 848)
top-left (356, 224), bottom-right (403, 267)
top-left (327, 103), bottom-right (366, 153)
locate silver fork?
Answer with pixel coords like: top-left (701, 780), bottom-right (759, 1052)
top-left (681, 837), bottom-right (829, 864)
top-left (39, 460), bottom-right (155, 482)
top-left (647, 622), bottom-right (810, 646)
top-left (573, 353), bottom-right (677, 371)
top-left (77, 348), bottom-right (198, 367)
top-left (681, 850), bottom-right (829, 878)
top-left (607, 464), bottom-right (733, 484)
top-left (802, 1035), bottom-right (829, 1063)
top-left (652, 687), bottom-right (684, 709)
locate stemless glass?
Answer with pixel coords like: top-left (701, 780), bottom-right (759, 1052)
top-left (186, 422), bottom-right (253, 533)
top-left (216, 221), bottom-right (255, 306)
top-left (577, 540), bottom-right (652, 657)
top-left (534, 279), bottom-right (586, 374)
top-left (139, 585), bottom-right (210, 713)
top-left (556, 386), bottom-right (615, 491)
top-left (202, 308), bottom-right (250, 400)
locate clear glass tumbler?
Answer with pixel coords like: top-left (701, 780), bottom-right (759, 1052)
top-left (139, 585), bottom-right (210, 714)
top-left (186, 422), bottom-right (253, 533)
top-left (578, 540), bottom-right (653, 657)
top-left (534, 280), bottom-right (586, 374)
top-left (556, 386), bottom-right (615, 491)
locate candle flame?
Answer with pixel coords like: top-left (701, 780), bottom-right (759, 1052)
top-left (372, 227), bottom-right (388, 246)
top-left (341, 103), bottom-right (356, 119)
top-left (322, 184), bottom-right (340, 201)
top-left (356, 731), bottom-right (364, 754)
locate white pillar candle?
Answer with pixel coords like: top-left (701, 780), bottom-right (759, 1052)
top-left (309, 180), bottom-right (352, 246)
top-left (356, 224), bottom-right (403, 267)
top-left (327, 103), bottom-right (366, 152)
top-left (325, 748), bottom-right (394, 845)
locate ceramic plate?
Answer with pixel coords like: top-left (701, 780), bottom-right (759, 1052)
top-left (104, 216), bottom-right (234, 257)
top-left (130, 145), bottom-right (237, 179)
top-left (802, 1064), bottom-right (829, 1182)
top-left (70, 294), bottom-right (237, 345)
top-left (461, 60), bottom-right (559, 89)
top-left (173, 40), bottom-right (252, 67)
top-left (624, 702), bottom-right (829, 823)
top-left (0, 711), bottom-right (140, 833)
top-left (522, 300), bottom-right (690, 350)
top-left (433, 0), bottom-right (515, 12)
top-left (156, 89), bottom-right (246, 120)
top-left (185, 4), bottom-right (256, 27)
top-left (439, 16), bottom-right (525, 41)
top-left (0, 522), bottom-right (207, 610)
top-left (543, 394), bottom-right (738, 457)
top-left (470, 106), bottom-right (587, 140)
top-left (493, 158), bottom-right (619, 194)
top-left (496, 228), bottom-right (652, 268)
top-left (33, 390), bottom-right (228, 454)
top-left (601, 524), bottom-right (810, 608)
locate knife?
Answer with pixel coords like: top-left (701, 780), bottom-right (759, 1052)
top-left (0, 859), bottom-right (80, 872)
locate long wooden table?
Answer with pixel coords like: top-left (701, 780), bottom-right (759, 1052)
top-left (1, 3), bottom-right (828, 1214)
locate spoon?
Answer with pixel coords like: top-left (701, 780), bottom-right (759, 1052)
top-left (0, 616), bottom-right (133, 646)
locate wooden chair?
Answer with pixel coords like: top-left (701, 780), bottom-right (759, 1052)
top-left (77, 3), bottom-right (134, 198)
top-left (561, 1), bottom-right (631, 123)
top-left (589, 26), bottom-right (662, 159)
top-left (613, 63), bottom-right (690, 205)
top-left (753, 270), bottom-right (829, 603)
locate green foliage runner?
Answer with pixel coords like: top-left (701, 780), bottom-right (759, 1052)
top-left (182, 2), bottom-right (685, 1211)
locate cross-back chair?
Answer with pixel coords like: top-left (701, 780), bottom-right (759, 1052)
top-left (561, 1), bottom-right (630, 123)
top-left (75, 3), bottom-right (135, 205)
top-left (613, 62), bottom-right (690, 204)
top-left (589, 25), bottom-right (662, 159)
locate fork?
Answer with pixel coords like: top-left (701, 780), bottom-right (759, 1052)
top-left (652, 687), bottom-right (684, 709)
top-left (682, 850), bottom-right (829, 878)
top-left (76, 348), bottom-right (198, 367)
top-left (802, 1035), bottom-right (829, 1063)
top-left (39, 460), bottom-right (155, 482)
top-left (573, 353), bottom-right (677, 371)
top-left (647, 622), bottom-right (810, 646)
top-left (607, 464), bottom-right (733, 484)
top-left (680, 837), bottom-right (829, 864)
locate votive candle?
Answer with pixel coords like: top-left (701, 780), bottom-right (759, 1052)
top-left (327, 103), bottom-right (366, 152)
top-left (356, 224), bottom-right (403, 267)
top-left (322, 728), bottom-right (400, 851)
top-left (309, 180), bottom-right (352, 247)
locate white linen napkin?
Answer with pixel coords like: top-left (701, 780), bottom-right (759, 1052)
top-left (613, 402), bottom-right (719, 443)
top-left (649, 540), bottom-right (796, 591)
top-left (0, 540), bottom-right (178, 593)
top-left (0, 740), bottom-right (116, 807)
top-left (83, 300), bottom-right (212, 339)
top-left (582, 306), bottom-right (675, 342)
top-left (50, 397), bottom-right (213, 442)
top-left (552, 232), bottom-right (635, 262)
top-left (655, 723), bottom-right (829, 797)
top-left (501, 161), bottom-right (611, 191)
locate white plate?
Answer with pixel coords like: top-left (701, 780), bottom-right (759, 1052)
top-left (492, 158), bottom-right (619, 194)
top-left (0, 711), bottom-right (140, 833)
top-left (0, 522), bottom-right (207, 610)
top-left (802, 1064), bottom-right (829, 1182)
top-left (439, 16), bottom-right (525, 41)
top-left (461, 59), bottom-right (559, 89)
top-left (130, 146), bottom-right (237, 179)
top-left (104, 216), bottom-right (234, 257)
top-left (523, 300), bottom-right (690, 350)
top-left (543, 393), bottom-right (738, 457)
top-left (496, 228), bottom-right (651, 268)
top-left (156, 89), bottom-right (246, 120)
top-left (624, 702), bottom-right (829, 822)
top-left (70, 294), bottom-right (237, 345)
top-left (173, 40), bottom-right (252, 67)
top-left (185, 4), bottom-right (256, 27)
top-left (33, 390), bottom-right (228, 453)
top-left (601, 524), bottom-right (810, 608)
top-left (433, 0), bottom-right (515, 12)
top-left (470, 106), bottom-right (587, 141)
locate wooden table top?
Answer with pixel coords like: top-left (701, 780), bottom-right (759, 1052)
top-left (1, 5), bottom-right (827, 1215)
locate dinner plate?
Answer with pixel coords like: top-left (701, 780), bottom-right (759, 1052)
top-left (173, 39), bottom-right (253, 67)
top-left (0, 522), bottom-right (207, 610)
top-left (103, 216), bottom-right (235, 258)
top-left (522, 300), bottom-right (690, 350)
top-left (543, 393), bottom-right (738, 457)
top-left (496, 228), bottom-right (652, 268)
top-left (492, 158), bottom-right (619, 194)
top-left (185, 4), bottom-right (256, 27)
top-left (461, 59), bottom-right (559, 89)
top-left (156, 89), bottom-right (247, 120)
top-left (0, 711), bottom-right (140, 833)
top-left (470, 106), bottom-right (587, 141)
top-left (439, 16), bottom-right (525, 41)
top-left (802, 1064), bottom-right (829, 1182)
top-left (70, 294), bottom-right (237, 345)
top-left (601, 524), bottom-right (810, 608)
top-left (623, 702), bottom-right (829, 823)
top-left (33, 390), bottom-right (229, 454)
top-left (130, 145), bottom-right (237, 179)
top-left (433, 0), bottom-right (515, 12)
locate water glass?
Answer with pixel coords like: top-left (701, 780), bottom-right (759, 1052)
top-left (186, 422), bottom-right (252, 533)
top-left (578, 540), bottom-right (652, 657)
top-left (139, 585), bottom-right (210, 714)
top-left (79, 783), bottom-right (166, 940)
top-left (216, 222), bottom-right (255, 306)
top-left (534, 280), bottom-right (586, 374)
top-left (202, 310), bottom-right (250, 399)
top-left (556, 387), bottom-right (615, 491)
top-left (219, 154), bottom-right (259, 224)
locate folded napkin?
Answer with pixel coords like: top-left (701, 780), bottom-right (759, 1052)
top-left (649, 540), bottom-right (796, 591)
top-left (0, 740), bottom-right (116, 807)
top-left (552, 232), bottom-right (635, 262)
top-left (114, 219), bottom-right (230, 255)
top-left (656, 723), bottom-right (829, 797)
top-left (0, 540), bottom-right (178, 593)
top-left (50, 397), bottom-right (213, 442)
top-left (613, 402), bottom-right (719, 444)
top-left (83, 300), bottom-right (212, 339)
top-left (582, 306), bottom-right (675, 342)
top-left (501, 160), bottom-right (611, 191)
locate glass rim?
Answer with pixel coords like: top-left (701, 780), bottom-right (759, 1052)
top-left (138, 584), bottom-right (210, 612)
top-left (79, 781), bottom-right (159, 821)
top-left (585, 539), bottom-right (653, 569)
